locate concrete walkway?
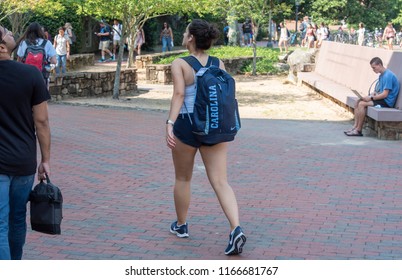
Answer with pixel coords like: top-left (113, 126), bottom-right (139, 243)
top-left (23, 96), bottom-right (402, 259)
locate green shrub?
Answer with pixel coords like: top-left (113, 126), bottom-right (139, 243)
top-left (154, 46), bottom-right (282, 75)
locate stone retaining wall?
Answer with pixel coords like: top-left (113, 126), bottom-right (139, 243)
top-left (49, 69), bottom-right (137, 100)
top-left (145, 56), bottom-right (254, 84)
top-left (135, 50), bottom-right (188, 69)
top-left (67, 53), bottom-right (95, 71)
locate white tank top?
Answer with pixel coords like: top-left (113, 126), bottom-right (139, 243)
top-left (179, 72), bottom-right (197, 114)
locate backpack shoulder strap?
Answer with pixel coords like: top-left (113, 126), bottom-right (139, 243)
top-left (209, 56), bottom-right (220, 67)
top-left (182, 55), bottom-right (219, 71)
top-left (181, 56), bottom-right (203, 72)
top-left (40, 39), bottom-right (48, 47)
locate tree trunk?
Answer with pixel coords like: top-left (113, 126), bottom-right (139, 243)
top-left (112, 38), bottom-right (126, 99)
top-left (252, 25), bottom-right (259, 76)
top-left (126, 34), bottom-right (135, 68)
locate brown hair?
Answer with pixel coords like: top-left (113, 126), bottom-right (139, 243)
top-left (370, 57), bottom-right (383, 66)
top-left (17, 22), bottom-right (46, 45)
top-left (188, 19), bottom-right (219, 50)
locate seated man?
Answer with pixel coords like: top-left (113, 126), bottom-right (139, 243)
top-left (345, 57), bottom-right (400, 136)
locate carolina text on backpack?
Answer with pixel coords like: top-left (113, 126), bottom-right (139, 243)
top-left (209, 84), bottom-right (219, 129)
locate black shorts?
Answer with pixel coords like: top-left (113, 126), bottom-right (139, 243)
top-left (173, 113), bottom-right (214, 148)
top-left (373, 99), bottom-right (390, 108)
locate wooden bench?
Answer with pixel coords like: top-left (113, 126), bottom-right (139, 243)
top-left (298, 41), bottom-right (402, 140)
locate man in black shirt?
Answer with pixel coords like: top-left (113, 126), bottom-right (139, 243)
top-left (242, 19), bottom-right (253, 47)
top-left (0, 25), bottom-right (51, 260)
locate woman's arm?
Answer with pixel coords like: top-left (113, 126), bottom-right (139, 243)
top-left (166, 59), bottom-right (185, 149)
top-left (66, 40), bottom-right (70, 58)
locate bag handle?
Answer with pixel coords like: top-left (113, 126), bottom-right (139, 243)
top-left (40, 173), bottom-right (51, 184)
top-left (368, 79), bottom-right (379, 96)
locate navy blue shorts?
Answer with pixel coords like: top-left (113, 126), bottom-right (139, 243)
top-left (173, 114), bottom-right (214, 148)
top-left (373, 99), bottom-right (390, 108)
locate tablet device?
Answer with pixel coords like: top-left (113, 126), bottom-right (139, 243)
top-left (352, 89), bottom-right (363, 99)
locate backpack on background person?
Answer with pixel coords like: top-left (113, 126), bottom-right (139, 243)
top-left (181, 56), bottom-right (241, 145)
top-left (71, 30), bottom-right (77, 43)
top-left (22, 39), bottom-right (49, 79)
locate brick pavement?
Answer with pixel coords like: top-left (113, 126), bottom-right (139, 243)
top-left (23, 104), bottom-right (402, 260)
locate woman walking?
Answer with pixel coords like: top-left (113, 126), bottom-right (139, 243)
top-left (16, 22), bottom-right (57, 87)
top-left (383, 22), bottom-right (396, 50)
top-left (278, 22), bottom-right (289, 53)
top-left (166, 19), bottom-right (246, 255)
top-left (160, 22), bottom-right (173, 52)
top-left (134, 28), bottom-right (145, 55)
top-left (357, 22), bottom-right (365, 46)
top-left (53, 27), bottom-right (70, 76)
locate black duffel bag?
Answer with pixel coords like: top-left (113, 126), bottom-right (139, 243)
top-left (29, 174), bottom-right (63, 235)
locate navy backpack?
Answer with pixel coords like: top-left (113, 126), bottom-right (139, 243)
top-left (182, 56), bottom-right (241, 145)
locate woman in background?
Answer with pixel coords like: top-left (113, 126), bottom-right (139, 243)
top-left (53, 27), bottom-right (70, 76)
top-left (160, 22), bottom-right (173, 52)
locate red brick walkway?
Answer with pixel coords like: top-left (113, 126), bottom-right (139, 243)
top-left (24, 104), bottom-right (402, 260)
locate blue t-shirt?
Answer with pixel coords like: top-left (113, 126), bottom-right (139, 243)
top-left (378, 69), bottom-right (400, 107)
top-left (100, 26), bottom-right (111, 41)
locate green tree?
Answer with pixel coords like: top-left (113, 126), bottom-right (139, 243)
top-left (227, 0), bottom-right (292, 75)
top-left (305, 0), bottom-right (401, 30)
top-left (74, 0), bottom-right (216, 99)
top-left (0, 0), bottom-right (64, 36)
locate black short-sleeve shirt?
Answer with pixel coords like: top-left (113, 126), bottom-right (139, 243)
top-left (0, 60), bottom-right (50, 175)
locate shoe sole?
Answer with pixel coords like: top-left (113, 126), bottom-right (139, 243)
top-left (225, 233), bottom-right (246, 255)
top-left (170, 228), bottom-right (189, 238)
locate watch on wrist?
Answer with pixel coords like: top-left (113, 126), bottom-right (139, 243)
top-left (166, 119), bottom-right (174, 125)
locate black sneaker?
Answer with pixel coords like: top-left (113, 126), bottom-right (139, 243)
top-left (170, 221), bottom-right (189, 238)
top-left (225, 226), bottom-right (246, 255)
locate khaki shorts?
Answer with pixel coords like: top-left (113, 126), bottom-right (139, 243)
top-left (99, 40), bottom-right (110, 51)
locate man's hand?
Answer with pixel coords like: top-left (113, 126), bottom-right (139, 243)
top-left (38, 161), bottom-right (50, 180)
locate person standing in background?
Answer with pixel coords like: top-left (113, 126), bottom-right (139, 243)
top-left (53, 27), bottom-right (70, 76)
top-left (64, 23), bottom-right (74, 45)
top-left (357, 22), bottom-right (365, 46)
top-left (16, 22), bottom-right (57, 87)
top-left (134, 27), bottom-right (145, 55)
top-left (112, 19), bottom-right (122, 59)
top-left (242, 19), bottom-right (253, 47)
top-left (160, 22), bottom-right (173, 53)
top-left (95, 20), bottom-right (114, 62)
top-left (383, 22), bottom-right (396, 50)
top-left (278, 22), bottom-right (289, 53)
